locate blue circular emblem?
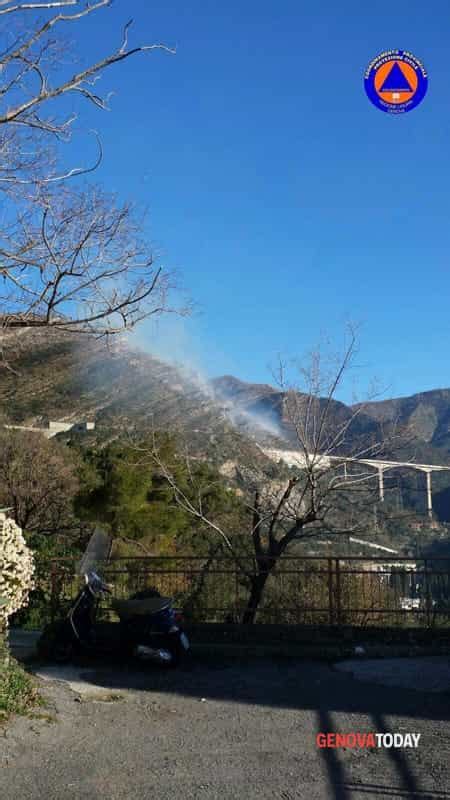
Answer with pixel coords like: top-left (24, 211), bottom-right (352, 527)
top-left (364, 50), bottom-right (428, 114)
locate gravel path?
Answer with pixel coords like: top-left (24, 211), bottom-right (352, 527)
top-left (336, 657), bottom-right (450, 693)
top-left (2, 657), bottom-right (450, 799)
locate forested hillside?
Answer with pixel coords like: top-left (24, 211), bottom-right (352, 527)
top-left (1, 328), bottom-right (450, 561)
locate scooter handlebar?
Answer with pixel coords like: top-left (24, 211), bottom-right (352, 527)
top-left (85, 571), bottom-right (113, 595)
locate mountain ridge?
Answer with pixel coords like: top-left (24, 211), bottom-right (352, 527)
top-left (2, 328), bottom-right (450, 468)
top-left (2, 328), bottom-right (450, 528)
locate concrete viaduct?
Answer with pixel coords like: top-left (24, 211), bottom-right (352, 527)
top-left (261, 447), bottom-right (450, 518)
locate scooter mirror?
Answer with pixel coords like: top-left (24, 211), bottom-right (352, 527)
top-left (84, 571), bottom-right (101, 593)
top-left (85, 571), bottom-right (112, 595)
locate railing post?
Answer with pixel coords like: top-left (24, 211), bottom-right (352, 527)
top-left (234, 560), bottom-right (239, 623)
top-left (424, 558), bottom-right (432, 627)
top-left (327, 558), bottom-right (334, 625)
top-left (50, 562), bottom-right (58, 624)
top-left (335, 558), bottom-right (342, 626)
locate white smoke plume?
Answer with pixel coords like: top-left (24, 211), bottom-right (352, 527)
top-left (131, 316), bottom-right (286, 442)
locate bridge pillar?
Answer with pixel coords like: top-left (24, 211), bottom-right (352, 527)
top-left (424, 470), bottom-right (433, 518)
top-left (378, 467), bottom-right (385, 502)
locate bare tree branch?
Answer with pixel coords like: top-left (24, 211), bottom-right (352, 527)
top-left (0, 3), bottom-right (183, 341)
top-left (0, 2), bottom-right (77, 15)
top-left (0, 2), bottom-right (174, 135)
top-left (0, 187), bottom-right (184, 335)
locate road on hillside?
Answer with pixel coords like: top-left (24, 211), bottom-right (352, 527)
top-left (2, 658), bottom-right (450, 800)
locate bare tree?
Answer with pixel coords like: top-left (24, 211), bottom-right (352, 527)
top-left (0, 1), bottom-right (179, 337)
top-left (138, 331), bottom-right (400, 622)
top-left (0, 187), bottom-right (177, 333)
top-left (0, 426), bottom-right (81, 538)
top-left (0, 1), bottom-right (174, 155)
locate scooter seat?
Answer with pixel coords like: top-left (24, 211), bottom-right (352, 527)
top-left (112, 596), bottom-right (172, 620)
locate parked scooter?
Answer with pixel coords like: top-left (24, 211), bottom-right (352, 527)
top-left (38, 529), bottom-right (190, 668)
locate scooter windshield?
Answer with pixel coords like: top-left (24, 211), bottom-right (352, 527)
top-left (77, 527), bottom-right (112, 577)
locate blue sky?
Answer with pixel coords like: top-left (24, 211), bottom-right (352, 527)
top-left (71, 0), bottom-right (450, 400)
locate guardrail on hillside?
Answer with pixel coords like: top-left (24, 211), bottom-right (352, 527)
top-left (21, 555), bottom-right (450, 628)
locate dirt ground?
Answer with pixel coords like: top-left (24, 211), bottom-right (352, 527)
top-left (1, 655), bottom-right (450, 799)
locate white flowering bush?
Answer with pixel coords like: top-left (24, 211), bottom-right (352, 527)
top-left (0, 514), bottom-right (35, 633)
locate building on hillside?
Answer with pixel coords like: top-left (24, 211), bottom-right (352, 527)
top-left (47, 421), bottom-right (95, 435)
top-left (5, 419), bottom-right (95, 438)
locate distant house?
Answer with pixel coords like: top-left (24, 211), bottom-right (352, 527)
top-left (48, 420), bottom-right (95, 435)
top-left (5, 420), bottom-right (95, 438)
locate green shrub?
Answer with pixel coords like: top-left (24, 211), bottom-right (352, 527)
top-left (0, 658), bottom-right (40, 720)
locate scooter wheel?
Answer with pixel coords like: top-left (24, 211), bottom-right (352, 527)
top-left (38, 622), bottom-right (74, 664)
top-left (52, 639), bottom-right (74, 664)
top-left (164, 639), bottom-right (184, 669)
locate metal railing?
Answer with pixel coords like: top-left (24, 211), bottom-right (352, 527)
top-left (22, 554), bottom-right (450, 628)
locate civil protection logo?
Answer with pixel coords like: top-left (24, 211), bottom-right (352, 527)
top-left (364, 50), bottom-right (428, 114)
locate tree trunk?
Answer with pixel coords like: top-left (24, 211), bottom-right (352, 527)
top-left (242, 571), bottom-right (271, 624)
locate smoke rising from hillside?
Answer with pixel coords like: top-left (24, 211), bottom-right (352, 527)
top-left (131, 317), bottom-right (286, 442)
